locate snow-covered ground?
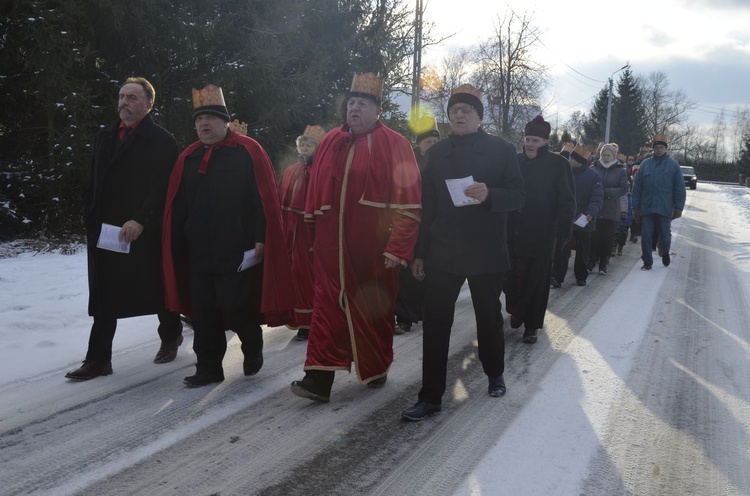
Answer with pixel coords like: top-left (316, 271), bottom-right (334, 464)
top-left (2, 182), bottom-right (750, 495)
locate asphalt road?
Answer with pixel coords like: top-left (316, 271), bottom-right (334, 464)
top-left (1, 183), bottom-right (749, 496)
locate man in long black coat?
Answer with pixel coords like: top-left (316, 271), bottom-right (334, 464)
top-left (505, 115), bottom-right (576, 344)
top-left (66, 77), bottom-right (183, 381)
top-left (402, 84), bottom-right (525, 421)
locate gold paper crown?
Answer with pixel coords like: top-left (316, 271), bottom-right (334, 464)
top-left (192, 84), bottom-right (226, 109)
top-left (653, 133), bottom-right (668, 144)
top-left (617, 153), bottom-right (627, 162)
top-left (451, 84), bottom-right (482, 100)
top-left (228, 119), bottom-right (248, 135)
top-left (303, 125), bottom-right (326, 143)
top-left (413, 115), bottom-right (438, 135)
top-left (350, 72), bottom-right (383, 102)
top-left (560, 142), bottom-right (575, 153)
top-left (572, 144), bottom-right (592, 160)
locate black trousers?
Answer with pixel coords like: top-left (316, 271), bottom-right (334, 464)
top-left (85, 311), bottom-right (182, 362)
top-left (551, 231), bottom-right (592, 283)
top-left (590, 218), bottom-right (618, 268)
top-left (189, 268), bottom-right (263, 376)
top-left (394, 267), bottom-right (425, 325)
top-left (418, 269), bottom-right (505, 406)
top-left (505, 256), bottom-right (552, 331)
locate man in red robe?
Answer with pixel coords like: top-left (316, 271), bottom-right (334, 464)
top-left (162, 84), bottom-right (293, 387)
top-left (278, 125), bottom-right (326, 340)
top-left (290, 73), bottom-right (422, 402)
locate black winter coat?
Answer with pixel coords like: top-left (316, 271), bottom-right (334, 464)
top-left (415, 129), bottom-right (525, 275)
top-left (83, 114), bottom-right (178, 318)
top-left (508, 146), bottom-right (576, 260)
top-left (572, 165), bottom-right (604, 232)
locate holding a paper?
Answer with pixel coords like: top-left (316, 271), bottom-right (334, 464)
top-left (402, 83), bottom-right (525, 422)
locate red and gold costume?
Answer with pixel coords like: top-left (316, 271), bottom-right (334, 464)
top-left (303, 121), bottom-right (421, 383)
top-left (279, 159), bottom-right (316, 328)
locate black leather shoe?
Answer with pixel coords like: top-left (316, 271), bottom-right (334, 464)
top-left (290, 379), bottom-right (330, 402)
top-left (576, 280), bottom-right (587, 286)
top-left (243, 353), bottom-right (263, 376)
top-left (65, 360), bottom-right (113, 381)
top-left (641, 264), bottom-right (652, 271)
top-left (488, 375), bottom-right (506, 397)
top-left (662, 253), bottom-right (670, 266)
top-left (366, 375), bottom-right (387, 388)
top-left (295, 328), bottom-right (309, 341)
top-left (401, 401), bottom-right (441, 421)
top-left (550, 277), bottom-right (561, 288)
top-left (522, 328), bottom-right (538, 343)
top-left (183, 373), bottom-right (224, 388)
top-left (153, 334), bottom-right (184, 364)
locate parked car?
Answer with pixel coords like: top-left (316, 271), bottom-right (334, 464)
top-left (681, 166), bottom-right (697, 190)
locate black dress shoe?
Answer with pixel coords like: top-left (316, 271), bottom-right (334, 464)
top-left (366, 375), bottom-right (387, 388)
top-left (65, 360), bottom-right (113, 381)
top-left (243, 353), bottom-right (263, 376)
top-left (641, 264), bottom-right (652, 271)
top-left (153, 334), bottom-right (184, 364)
top-left (183, 373), bottom-right (224, 388)
top-left (290, 379), bottom-right (330, 402)
top-left (662, 253), bottom-right (670, 266)
top-left (522, 328), bottom-right (538, 344)
top-left (295, 328), bottom-right (309, 341)
top-left (488, 375), bottom-right (506, 397)
top-left (401, 401), bottom-right (441, 421)
top-left (576, 280), bottom-right (587, 286)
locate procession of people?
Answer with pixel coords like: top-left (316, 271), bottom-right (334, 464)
top-left (65, 73), bottom-right (687, 421)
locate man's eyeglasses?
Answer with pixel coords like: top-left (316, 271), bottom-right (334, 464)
top-left (448, 105), bottom-right (475, 116)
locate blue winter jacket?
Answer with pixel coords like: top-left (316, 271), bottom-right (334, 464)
top-left (631, 153), bottom-right (686, 217)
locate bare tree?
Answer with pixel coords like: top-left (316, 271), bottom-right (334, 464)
top-left (640, 71), bottom-right (696, 147)
top-left (731, 107), bottom-right (750, 161)
top-left (564, 110), bottom-right (586, 143)
top-left (471, 10), bottom-right (547, 141)
top-left (421, 48), bottom-right (472, 123)
top-left (708, 110), bottom-right (727, 163)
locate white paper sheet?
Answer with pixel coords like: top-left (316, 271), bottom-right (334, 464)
top-left (573, 213), bottom-right (589, 228)
top-left (445, 176), bottom-right (481, 207)
top-left (96, 223), bottom-right (130, 253)
top-left (238, 248), bottom-right (262, 272)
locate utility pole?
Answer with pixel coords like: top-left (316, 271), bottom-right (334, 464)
top-left (411, 0), bottom-right (423, 117)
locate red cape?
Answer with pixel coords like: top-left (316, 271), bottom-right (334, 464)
top-left (162, 130), bottom-right (293, 326)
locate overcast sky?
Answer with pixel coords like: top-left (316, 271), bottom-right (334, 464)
top-left (424, 0), bottom-right (750, 129)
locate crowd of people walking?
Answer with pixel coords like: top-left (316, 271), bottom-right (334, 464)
top-left (64, 73), bottom-right (687, 422)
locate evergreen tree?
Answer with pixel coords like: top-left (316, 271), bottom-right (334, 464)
top-left (582, 86), bottom-right (609, 146)
top-left (611, 68), bottom-right (648, 156)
